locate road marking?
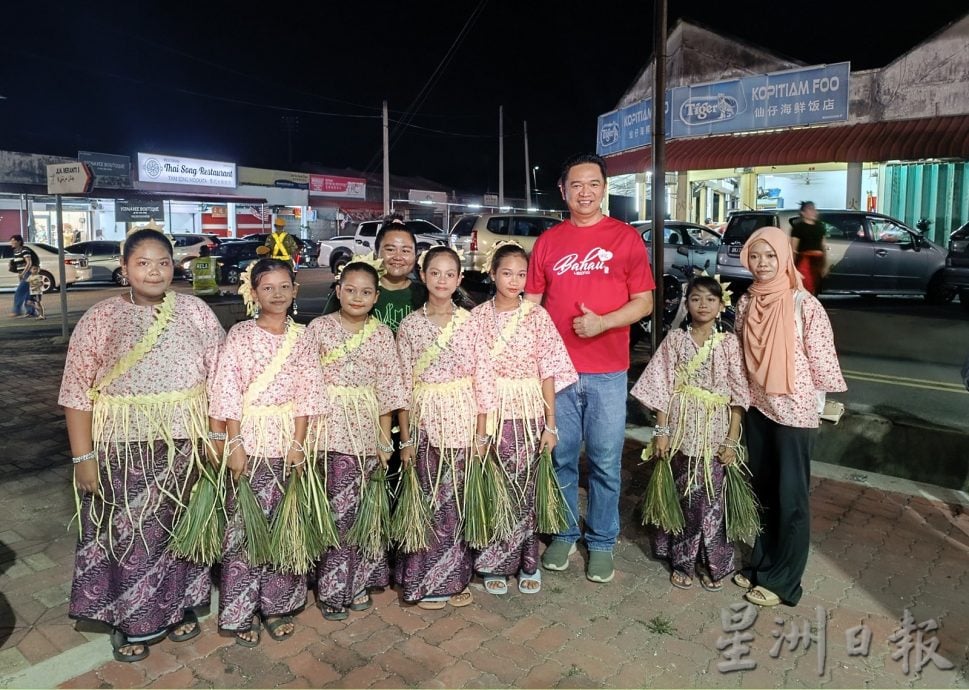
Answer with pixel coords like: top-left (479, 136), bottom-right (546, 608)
top-left (842, 369), bottom-right (968, 394)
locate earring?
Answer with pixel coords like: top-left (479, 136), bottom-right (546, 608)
top-left (128, 287), bottom-right (134, 304)
top-left (253, 304), bottom-right (261, 319)
top-left (292, 301), bottom-right (299, 316)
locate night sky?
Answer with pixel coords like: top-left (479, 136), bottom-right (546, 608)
top-left (1, 0), bottom-right (965, 197)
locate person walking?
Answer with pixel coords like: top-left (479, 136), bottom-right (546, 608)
top-left (789, 201), bottom-right (828, 296)
top-left (25, 265), bottom-right (46, 319)
top-left (8, 235), bottom-right (38, 317)
top-left (524, 153), bottom-right (654, 583)
top-left (733, 226), bottom-right (846, 608)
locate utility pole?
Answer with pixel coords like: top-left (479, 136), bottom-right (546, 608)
top-left (281, 116), bottom-right (299, 164)
top-left (523, 120), bottom-right (531, 209)
top-left (650, 0), bottom-right (668, 355)
top-left (382, 100), bottom-right (390, 216)
top-left (498, 106), bottom-right (505, 207)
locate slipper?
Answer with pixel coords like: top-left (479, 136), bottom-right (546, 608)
top-left (321, 604), bottom-right (349, 621)
top-left (699, 573), bottom-right (724, 592)
top-left (262, 615), bottom-right (295, 641)
top-left (448, 587), bottom-right (473, 608)
top-left (745, 585), bottom-right (781, 607)
top-left (348, 590), bottom-right (372, 612)
top-left (110, 628), bottom-right (149, 663)
top-left (483, 575), bottom-right (509, 596)
top-left (416, 598), bottom-right (447, 610)
top-left (234, 622), bottom-right (261, 648)
top-left (167, 609), bottom-right (201, 643)
top-left (732, 572), bottom-right (752, 590)
top-left (517, 570), bottom-right (542, 595)
top-left (670, 572), bottom-right (693, 590)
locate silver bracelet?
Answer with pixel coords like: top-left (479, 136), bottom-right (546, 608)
top-left (207, 431), bottom-right (227, 441)
top-left (398, 438), bottom-right (416, 449)
top-left (71, 450), bottom-right (97, 464)
top-left (544, 425), bottom-right (559, 438)
top-left (376, 440), bottom-right (395, 453)
top-left (289, 440), bottom-right (306, 454)
top-left (225, 435), bottom-right (246, 454)
top-left (475, 434), bottom-right (492, 445)
top-left (652, 425), bottom-right (671, 438)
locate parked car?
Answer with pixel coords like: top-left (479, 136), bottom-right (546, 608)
top-left (236, 233), bottom-right (310, 268)
top-left (715, 209), bottom-right (951, 302)
top-left (631, 220), bottom-right (722, 276)
top-left (942, 221), bottom-right (969, 311)
top-left (352, 219), bottom-right (447, 255)
top-left (213, 240), bottom-right (262, 285)
top-left (0, 242), bottom-right (91, 292)
top-left (448, 213), bottom-right (561, 273)
top-left (169, 233), bottom-right (222, 275)
top-left (317, 235), bottom-right (357, 273)
top-left (66, 240), bottom-right (129, 286)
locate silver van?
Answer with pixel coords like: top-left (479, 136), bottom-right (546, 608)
top-left (715, 209), bottom-right (950, 303)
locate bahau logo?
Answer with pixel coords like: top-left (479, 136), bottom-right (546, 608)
top-left (552, 248), bottom-right (614, 276)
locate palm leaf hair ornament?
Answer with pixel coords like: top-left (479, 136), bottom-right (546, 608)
top-left (336, 253), bottom-right (386, 281)
top-left (483, 239), bottom-right (524, 273)
top-left (238, 262), bottom-right (258, 316)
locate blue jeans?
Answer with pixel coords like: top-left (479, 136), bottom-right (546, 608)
top-left (12, 280), bottom-right (33, 316)
top-left (552, 371), bottom-right (628, 552)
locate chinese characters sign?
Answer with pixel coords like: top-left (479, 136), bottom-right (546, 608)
top-left (309, 174), bottom-right (367, 199)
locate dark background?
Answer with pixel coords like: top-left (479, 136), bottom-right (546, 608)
top-left (1, 0), bottom-right (965, 196)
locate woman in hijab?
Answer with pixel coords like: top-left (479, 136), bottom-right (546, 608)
top-left (732, 227), bottom-right (846, 608)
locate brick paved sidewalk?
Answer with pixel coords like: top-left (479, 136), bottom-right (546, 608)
top-left (1, 339), bottom-right (967, 689)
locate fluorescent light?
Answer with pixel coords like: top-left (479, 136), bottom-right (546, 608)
top-left (468, 203), bottom-right (481, 209)
top-left (527, 207), bottom-right (538, 212)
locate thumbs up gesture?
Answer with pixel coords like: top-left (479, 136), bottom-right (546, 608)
top-left (573, 303), bottom-right (606, 338)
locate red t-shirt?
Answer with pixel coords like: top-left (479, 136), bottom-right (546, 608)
top-left (525, 216), bottom-right (654, 373)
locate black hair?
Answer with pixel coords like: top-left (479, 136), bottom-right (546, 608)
top-left (199, 245), bottom-right (211, 257)
top-left (559, 153), bottom-right (607, 187)
top-left (338, 261), bottom-right (380, 288)
top-left (420, 245), bottom-right (461, 273)
top-left (685, 275), bottom-right (723, 301)
top-left (250, 257), bottom-right (295, 288)
top-left (10, 235), bottom-right (23, 245)
top-left (374, 215), bottom-right (416, 253)
top-left (123, 229), bottom-right (173, 262)
top-left (799, 200), bottom-right (816, 211)
top-left (489, 243), bottom-right (528, 274)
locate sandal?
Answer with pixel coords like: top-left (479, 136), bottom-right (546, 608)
top-left (483, 575), bottom-right (508, 596)
top-left (262, 615), bottom-right (295, 641)
top-left (517, 570), bottom-right (542, 595)
top-left (732, 572), bottom-right (752, 590)
top-left (448, 587), bottom-right (473, 608)
top-left (670, 571), bottom-right (693, 590)
top-left (348, 590), bottom-right (372, 612)
top-left (699, 573), bottom-right (724, 592)
top-left (416, 598), bottom-right (447, 610)
top-left (321, 604), bottom-right (349, 621)
top-left (745, 585), bottom-right (781, 607)
top-left (110, 629), bottom-right (149, 663)
top-left (167, 609), bottom-right (201, 643)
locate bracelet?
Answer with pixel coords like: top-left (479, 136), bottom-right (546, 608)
top-left (475, 434), bottom-right (492, 446)
top-left (376, 440), bottom-right (395, 453)
top-left (398, 438), bottom-right (416, 449)
top-left (289, 440), bottom-right (306, 454)
top-left (720, 437), bottom-right (742, 450)
top-left (652, 425), bottom-right (671, 438)
top-left (207, 431), bottom-right (227, 441)
top-left (544, 425), bottom-right (559, 438)
top-left (71, 450), bottom-right (97, 464)
top-left (225, 435), bottom-right (245, 454)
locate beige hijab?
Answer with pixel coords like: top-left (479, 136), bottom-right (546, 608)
top-left (739, 227), bottom-right (805, 396)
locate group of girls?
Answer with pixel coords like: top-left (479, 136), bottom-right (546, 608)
top-left (61, 229), bottom-right (576, 661)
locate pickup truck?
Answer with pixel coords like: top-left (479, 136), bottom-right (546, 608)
top-left (318, 235), bottom-right (358, 273)
top-left (352, 219), bottom-right (448, 256)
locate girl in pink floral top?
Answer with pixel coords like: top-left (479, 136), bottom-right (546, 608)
top-left (395, 246), bottom-right (497, 610)
top-left (59, 229), bottom-right (225, 663)
top-left (210, 258), bottom-right (326, 646)
top-left (304, 259), bottom-right (407, 621)
top-left (470, 242), bottom-right (577, 596)
top-left (733, 227), bottom-right (846, 609)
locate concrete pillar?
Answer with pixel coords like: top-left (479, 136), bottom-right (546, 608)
top-left (846, 162), bottom-right (863, 210)
top-left (636, 172), bottom-right (649, 220)
top-left (739, 171), bottom-right (757, 211)
top-left (675, 172), bottom-right (689, 220)
top-left (227, 202), bottom-right (237, 238)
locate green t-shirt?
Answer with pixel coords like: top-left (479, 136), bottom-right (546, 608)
top-left (372, 285), bottom-right (415, 333)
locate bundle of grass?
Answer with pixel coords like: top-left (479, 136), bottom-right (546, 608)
top-left (535, 448), bottom-right (569, 535)
top-left (346, 467), bottom-right (391, 560)
top-left (640, 446), bottom-right (685, 535)
top-left (170, 462), bottom-right (225, 565)
top-left (270, 471), bottom-right (317, 574)
top-left (299, 462), bottom-right (339, 557)
top-left (235, 475), bottom-right (272, 566)
top-left (462, 451), bottom-right (515, 549)
top-left (390, 465), bottom-right (431, 553)
top-left (722, 451), bottom-right (762, 542)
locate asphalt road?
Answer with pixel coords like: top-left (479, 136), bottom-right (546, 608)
top-left (4, 270), bottom-right (968, 431)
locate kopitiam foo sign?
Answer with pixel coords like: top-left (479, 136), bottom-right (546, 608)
top-left (137, 153), bottom-right (237, 188)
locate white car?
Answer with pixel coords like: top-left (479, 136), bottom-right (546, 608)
top-left (317, 235), bottom-right (357, 273)
top-left (0, 242), bottom-right (92, 292)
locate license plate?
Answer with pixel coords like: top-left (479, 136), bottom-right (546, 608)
top-left (728, 246), bottom-right (742, 257)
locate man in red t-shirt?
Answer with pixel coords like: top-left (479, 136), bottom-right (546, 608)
top-left (525, 153), bottom-right (654, 583)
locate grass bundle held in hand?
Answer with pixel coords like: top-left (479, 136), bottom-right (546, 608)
top-left (170, 464), bottom-right (225, 565)
top-left (640, 447), bottom-right (685, 535)
top-left (346, 467), bottom-right (391, 560)
top-left (236, 475), bottom-right (272, 566)
top-left (535, 448), bottom-right (569, 534)
top-left (390, 465), bottom-right (431, 553)
top-left (463, 451), bottom-right (516, 549)
top-left (299, 462), bottom-right (339, 557)
top-left (270, 471), bottom-right (316, 574)
top-left (723, 460), bottom-right (762, 542)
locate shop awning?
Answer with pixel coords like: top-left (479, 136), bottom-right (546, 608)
top-left (603, 114), bottom-right (969, 174)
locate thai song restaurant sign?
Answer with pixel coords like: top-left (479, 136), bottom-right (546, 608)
top-left (137, 152), bottom-right (237, 188)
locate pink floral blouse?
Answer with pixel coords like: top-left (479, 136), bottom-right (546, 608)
top-left (209, 319), bottom-right (326, 458)
top-left (58, 293), bottom-right (224, 439)
top-left (735, 291), bottom-right (847, 428)
top-left (303, 314), bottom-right (408, 456)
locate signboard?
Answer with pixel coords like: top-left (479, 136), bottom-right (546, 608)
top-left (46, 162), bottom-right (93, 195)
top-left (116, 199), bottom-right (165, 222)
top-left (239, 166), bottom-right (309, 189)
top-left (79, 151), bottom-right (131, 188)
top-left (407, 189), bottom-right (448, 205)
top-left (137, 152), bottom-right (236, 188)
top-left (669, 62), bottom-right (850, 138)
top-left (596, 94), bottom-right (672, 157)
top-left (309, 174), bottom-right (366, 199)
top-left (483, 194), bottom-right (499, 206)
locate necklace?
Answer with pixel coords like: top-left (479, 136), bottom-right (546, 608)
top-left (337, 313), bottom-right (365, 376)
top-left (492, 295), bottom-right (523, 346)
top-left (687, 323), bottom-right (715, 346)
top-left (422, 301), bottom-right (455, 319)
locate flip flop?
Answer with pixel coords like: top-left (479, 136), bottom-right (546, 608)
top-left (262, 615), bottom-right (295, 641)
top-left (416, 598), bottom-right (447, 610)
top-left (699, 573), bottom-right (724, 592)
top-left (321, 604), bottom-right (349, 621)
top-left (517, 570), bottom-right (542, 595)
top-left (483, 575), bottom-right (509, 596)
top-left (745, 585), bottom-right (781, 607)
top-left (167, 609), bottom-right (201, 643)
top-left (235, 617), bottom-right (261, 648)
top-left (732, 572), bottom-right (752, 590)
top-left (670, 571), bottom-right (693, 590)
top-left (448, 587), bottom-right (473, 608)
top-left (348, 590), bottom-right (372, 612)
top-left (110, 629), bottom-right (149, 663)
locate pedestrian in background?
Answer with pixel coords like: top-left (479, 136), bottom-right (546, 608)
top-left (733, 226), bottom-right (846, 608)
top-left (59, 228), bottom-right (225, 663)
top-left (25, 265), bottom-right (46, 319)
top-left (8, 235), bottom-right (38, 317)
top-left (789, 201), bottom-right (828, 296)
top-left (261, 217), bottom-right (299, 269)
top-left (524, 153), bottom-right (654, 583)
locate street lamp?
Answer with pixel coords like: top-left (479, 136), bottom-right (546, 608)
top-left (531, 166), bottom-right (539, 207)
